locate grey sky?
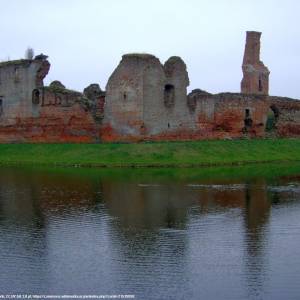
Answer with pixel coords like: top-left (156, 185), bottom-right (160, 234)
top-left (1, 0), bottom-right (300, 98)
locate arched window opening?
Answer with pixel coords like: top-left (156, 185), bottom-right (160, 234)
top-left (258, 78), bottom-right (263, 92)
top-left (164, 84), bottom-right (175, 108)
top-left (55, 95), bottom-right (62, 106)
top-left (32, 89), bottom-right (40, 105)
top-left (14, 67), bottom-right (21, 83)
top-left (265, 105), bottom-right (279, 132)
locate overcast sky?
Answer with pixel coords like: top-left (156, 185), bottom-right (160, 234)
top-left (1, 0), bottom-right (300, 98)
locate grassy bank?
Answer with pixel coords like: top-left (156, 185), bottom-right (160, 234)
top-left (0, 138), bottom-right (299, 168)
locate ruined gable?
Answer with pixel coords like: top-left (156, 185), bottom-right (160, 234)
top-left (241, 31), bottom-right (270, 95)
top-left (162, 56), bottom-right (194, 130)
top-left (103, 53), bottom-right (166, 139)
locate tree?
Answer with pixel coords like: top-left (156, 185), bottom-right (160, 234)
top-left (25, 47), bottom-right (34, 60)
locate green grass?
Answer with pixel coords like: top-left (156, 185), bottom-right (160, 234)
top-left (0, 138), bottom-right (299, 168)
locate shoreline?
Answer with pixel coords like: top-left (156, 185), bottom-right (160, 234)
top-left (0, 159), bottom-right (300, 169)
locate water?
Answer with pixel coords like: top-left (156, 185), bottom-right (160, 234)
top-left (0, 165), bottom-right (300, 299)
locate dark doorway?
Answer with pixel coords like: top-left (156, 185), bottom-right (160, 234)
top-left (244, 109), bottom-right (253, 131)
top-left (32, 89), bottom-right (40, 105)
top-left (164, 84), bottom-right (175, 108)
top-left (245, 109), bottom-right (250, 118)
top-left (0, 98), bottom-right (3, 116)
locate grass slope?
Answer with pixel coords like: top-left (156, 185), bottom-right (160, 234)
top-left (0, 139), bottom-right (299, 167)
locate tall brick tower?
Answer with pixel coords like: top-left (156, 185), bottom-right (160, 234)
top-left (241, 31), bottom-right (270, 95)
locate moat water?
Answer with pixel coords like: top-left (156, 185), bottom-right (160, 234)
top-left (0, 165), bottom-right (300, 299)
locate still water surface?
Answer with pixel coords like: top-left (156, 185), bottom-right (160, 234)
top-left (0, 165), bottom-right (300, 299)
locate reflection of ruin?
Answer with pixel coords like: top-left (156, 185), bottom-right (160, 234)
top-left (0, 167), bottom-right (48, 293)
top-left (244, 181), bottom-right (270, 236)
top-left (0, 32), bottom-right (300, 142)
top-left (243, 181), bottom-right (271, 299)
top-left (1, 166), bottom-right (300, 295)
top-left (0, 167), bottom-right (276, 232)
top-left (0, 167), bottom-right (46, 227)
top-left (1, 167), bottom-right (296, 231)
top-left (103, 181), bottom-right (192, 229)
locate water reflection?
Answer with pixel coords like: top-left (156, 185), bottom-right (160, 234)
top-left (242, 181), bottom-right (270, 300)
top-left (0, 166), bottom-right (299, 299)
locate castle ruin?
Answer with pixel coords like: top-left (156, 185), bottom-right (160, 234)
top-left (0, 31), bottom-right (299, 143)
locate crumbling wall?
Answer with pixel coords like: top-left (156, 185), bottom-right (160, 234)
top-left (0, 104), bottom-right (97, 143)
top-left (163, 56), bottom-right (195, 130)
top-left (0, 75), bottom-right (101, 142)
top-left (102, 54), bottom-right (195, 141)
top-left (83, 83), bottom-right (105, 121)
top-left (0, 57), bottom-right (50, 125)
top-left (27, 83), bottom-right (99, 142)
top-left (241, 31), bottom-right (270, 95)
top-left (102, 54), bottom-right (147, 141)
top-left (140, 54), bottom-right (166, 135)
top-left (141, 55), bottom-right (195, 138)
top-left (213, 93), bottom-right (269, 138)
top-left (269, 96), bottom-right (300, 136)
top-left (187, 91), bottom-right (269, 139)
